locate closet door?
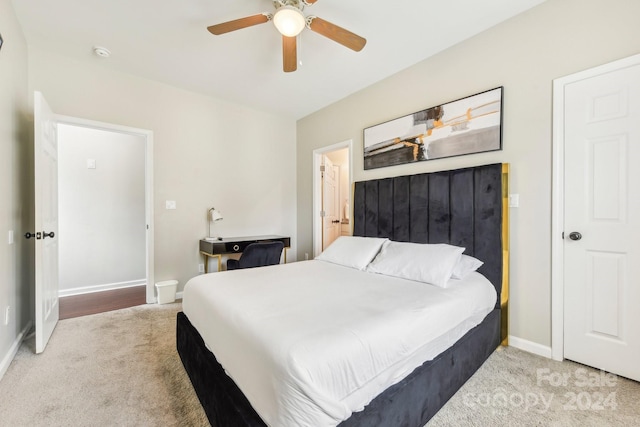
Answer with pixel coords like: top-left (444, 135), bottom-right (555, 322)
top-left (563, 58), bottom-right (640, 382)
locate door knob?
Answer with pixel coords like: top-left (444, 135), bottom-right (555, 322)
top-left (42, 231), bottom-right (55, 239)
top-left (568, 232), bottom-right (582, 241)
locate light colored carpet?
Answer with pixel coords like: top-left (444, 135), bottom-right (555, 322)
top-left (429, 346), bottom-right (640, 427)
top-left (0, 303), bottom-right (207, 426)
top-left (0, 303), bottom-right (638, 426)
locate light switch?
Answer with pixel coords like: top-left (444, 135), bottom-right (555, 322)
top-left (165, 200), bottom-right (177, 210)
top-left (508, 194), bottom-right (519, 208)
top-left (87, 159), bottom-right (96, 169)
top-left (8, 230), bottom-right (14, 245)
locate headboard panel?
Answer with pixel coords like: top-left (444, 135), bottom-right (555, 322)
top-left (353, 163), bottom-right (506, 304)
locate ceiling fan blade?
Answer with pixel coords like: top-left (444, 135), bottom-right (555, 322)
top-left (283, 36), bottom-right (297, 73)
top-left (207, 13), bottom-right (271, 35)
top-left (308, 17), bottom-right (366, 52)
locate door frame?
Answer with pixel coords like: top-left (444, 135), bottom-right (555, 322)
top-left (551, 53), bottom-right (640, 361)
top-left (312, 139), bottom-right (353, 257)
top-left (55, 114), bottom-right (155, 303)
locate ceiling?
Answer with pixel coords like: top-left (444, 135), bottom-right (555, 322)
top-left (12, 0), bottom-right (546, 119)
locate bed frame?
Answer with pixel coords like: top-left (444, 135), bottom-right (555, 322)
top-left (177, 162), bottom-right (509, 427)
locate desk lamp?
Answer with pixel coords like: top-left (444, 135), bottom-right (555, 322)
top-left (206, 207), bottom-right (223, 241)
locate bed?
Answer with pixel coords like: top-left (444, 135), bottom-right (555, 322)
top-left (177, 162), bottom-right (509, 427)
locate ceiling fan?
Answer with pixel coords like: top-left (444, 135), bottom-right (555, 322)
top-left (207, 0), bottom-right (367, 73)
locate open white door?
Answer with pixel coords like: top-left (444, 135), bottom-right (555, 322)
top-left (34, 91), bottom-right (59, 354)
top-left (322, 156), bottom-right (340, 250)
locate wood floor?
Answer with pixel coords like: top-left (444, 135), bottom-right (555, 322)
top-left (59, 285), bottom-right (147, 320)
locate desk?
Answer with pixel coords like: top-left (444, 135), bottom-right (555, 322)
top-left (199, 235), bottom-right (291, 273)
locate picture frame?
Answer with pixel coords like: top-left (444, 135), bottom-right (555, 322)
top-left (363, 87), bottom-right (503, 170)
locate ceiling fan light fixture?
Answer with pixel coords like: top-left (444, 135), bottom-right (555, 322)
top-left (273, 6), bottom-right (306, 37)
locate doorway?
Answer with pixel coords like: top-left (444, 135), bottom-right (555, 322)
top-left (313, 140), bottom-right (353, 257)
top-left (551, 54), bottom-right (640, 381)
top-left (56, 116), bottom-right (155, 304)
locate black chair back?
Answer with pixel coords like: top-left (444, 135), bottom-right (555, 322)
top-left (227, 241), bottom-right (284, 270)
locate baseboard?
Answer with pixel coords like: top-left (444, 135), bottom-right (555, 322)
top-left (59, 280), bottom-right (146, 298)
top-left (508, 335), bottom-right (553, 359)
top-left (0, 321), bottom-right (32, 382)
top-left (147, 292), bottom-right (182, 305)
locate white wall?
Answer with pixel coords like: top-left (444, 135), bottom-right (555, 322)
top-left (58, 124), bottom-right (146, 294)
top-left (0, 0), bottom-right (33, 379)
top-left (28, 48), bottom-right (297, 291)
top-left (296, 0), bottom-right (640, 349)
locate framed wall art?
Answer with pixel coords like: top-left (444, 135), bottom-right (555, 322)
top-left (363, 87), bottom-right (503, 170)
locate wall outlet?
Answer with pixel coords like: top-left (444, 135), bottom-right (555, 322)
top-left (198, 263), bottom-right (205, 273)
top-left (305, 253), bottom-right (309, 260)
top-left (165, 200), bottom-right (177, 210)
top-left (508, 194), bottom-right (520, 208)
top-left (4, 306), bottom-right (10, 326)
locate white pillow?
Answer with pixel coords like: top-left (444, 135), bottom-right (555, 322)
top-left (315, 236), bottom-right (388, 270)
top-left (366, 241), bottom-right (465, 288)
top-left (451, 254), bottom-right (484, 280)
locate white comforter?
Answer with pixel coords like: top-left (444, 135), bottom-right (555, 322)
top-left (182, 260), bottom-right (496, 427)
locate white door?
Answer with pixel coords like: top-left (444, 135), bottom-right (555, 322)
top-left (34, 92), bottom-right (60, 354)
top-left (322, 156), bottom-right (340, 250)
top-left (563, 60), bottom-right (640, 381)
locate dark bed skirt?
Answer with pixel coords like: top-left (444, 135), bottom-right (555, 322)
top-left (176, 308), bottom-right (501, 427)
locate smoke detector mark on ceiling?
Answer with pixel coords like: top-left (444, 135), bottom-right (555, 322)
top-left (93, 46), bottom-right (111, 58)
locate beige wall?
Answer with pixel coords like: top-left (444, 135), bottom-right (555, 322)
top-left (296, 0), bottom-right (640, 348)
top-left (0, 0), bottom-right (33, 377)
top-left (28, 48), bottom-right (297, 292)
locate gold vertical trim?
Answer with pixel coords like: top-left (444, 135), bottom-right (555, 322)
top-left (501, 163), bottom-right (510, 346)
top-left (350, 182), bottom-right (355, 235)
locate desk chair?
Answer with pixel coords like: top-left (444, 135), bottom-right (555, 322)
top-left (227, 241), bottom-right (284, 270)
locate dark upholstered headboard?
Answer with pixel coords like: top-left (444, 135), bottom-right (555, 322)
top-left (353, 163), bottom-right (508, 313)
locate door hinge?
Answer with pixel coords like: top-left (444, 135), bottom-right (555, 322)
top-left (320, 165), bottom-right (326, 172)
top-left (561, 232), bottom-right (565, 239)
top-left (320, 211), bottom-right (326, 217)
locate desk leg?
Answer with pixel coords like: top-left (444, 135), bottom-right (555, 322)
top-left (201, 252), bottom-right (222, 273)
top-left (283, 247), bottom-right (289, 264)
